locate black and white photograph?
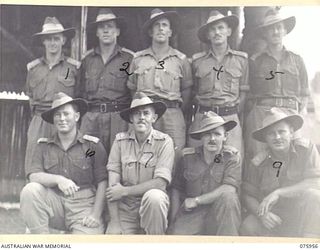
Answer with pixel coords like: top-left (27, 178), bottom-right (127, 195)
top-left (0, 4), bottom-right (320, 238)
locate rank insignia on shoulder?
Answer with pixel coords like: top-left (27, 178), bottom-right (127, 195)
top-left (83, 134), bottom-right (100, 143)
top-left (37, 138), bottom-right (48, 144)
top-left (182, 147), bottom-right (196, 155)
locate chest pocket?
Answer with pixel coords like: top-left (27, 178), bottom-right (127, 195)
top-left (70, 157), bottom-right (93, 185)
top-left (155, 68), bottom-right (182, 94)
top-left (109, 71), bottom-right (128, 92)
top-left (223, 68), bottom-right (241, 95)
top-left (138, 152), bottom-right (156, 183)
top-left (28, 70), bottom-right (48, 100)
top-left (134, 66), bottom-right (154, 91)
top-left (195, 67), bottom-right (215, 95)
top-left (281, 64), bottom-right (300, 95)
top-left (183, 166), bottom-right (205, 197)
top-left (85, 70), bottom-right (100, 93)
top-left (260, 167), bottom-right (280, 197)
top-left (57, 68), bottom-right (76, 96)
top-left (44, 158), bottom-right (60, 175)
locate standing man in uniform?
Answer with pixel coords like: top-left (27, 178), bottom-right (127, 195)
top-left (105, 92), bottom-right (174, 234)
top-left (127, 8), bottom-right (193, 150)
top-left (241, 108), bottom-right (320, 237)
top-left (190, 10), bottom-right (249, 158)
top-left (79, 8), bottom-right (134, 152)
top-left (20, 92), bottom-right (107, 234)
top-left (25, 17), bottom-right (81, 173)
top-left (168, 111), bottom-right (241, 235)
top-left (244, 9), bottom-right (309, 162)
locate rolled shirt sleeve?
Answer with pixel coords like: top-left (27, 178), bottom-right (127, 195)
top-left (222, 153), bottom-right (242, 189)
top-left (92, 141), bottom-right (108, 185)
top-left (106, 139), bottom-right (122, 175)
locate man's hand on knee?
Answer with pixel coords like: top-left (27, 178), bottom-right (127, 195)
top-left (106, 183), bottom-right (128, 201)
top-left (259, 211), bottom-right (282, 230)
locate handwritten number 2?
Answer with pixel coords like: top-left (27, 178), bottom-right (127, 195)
top-left (119, 62), bottom-right (133, 76)
top-left (272, 161), bottom-right (282, 177)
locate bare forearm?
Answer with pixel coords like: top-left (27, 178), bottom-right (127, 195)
top-left (108, 172), bottom-right (121, 222)
top-left (196, 184), bottom-right (236, 205)
top-left (126, 178), bottom-right (167, 197)
top-left (181, 87), bottom-right (191, 112)
top-left (29, 172), bottom-right (64, 187)
top-left (92, 180), bottom-right (107, 218)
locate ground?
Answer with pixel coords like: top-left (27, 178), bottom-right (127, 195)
top-left (0, 208), bottom-right (25, 234)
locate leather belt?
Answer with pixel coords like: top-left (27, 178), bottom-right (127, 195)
top-left (88, 102), bottom-right (130, 113)
top-left (199, 105), bottom-right (238, 116)
top-left (150, 96), bottom-right (181, 108)
top-left (256, 97), bottom-right (298, 110)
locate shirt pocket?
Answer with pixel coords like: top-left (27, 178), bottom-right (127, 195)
top-left (44, 158), bottom-right (60, 175)
top-left (70, 157), bottom-right (93, 186)
top-left (28, 71), bottom-right (47, 100)
top-left (195, 68), bottom-right (214, 95)
top-left (183, 168), bottom-right (204, 197)
top-left (223, 68), bottom-right (241, 95)
top-left (282, 65), bottom-right (300, 95)
top-left (138, 152), bottom-right (156, 183)
top-left (134, 66), bottom-right (153, 91)
top-left (109, 71), bottom-right (128, 93)
top-left (123, 156), bottom-right (139, 185)
top-left (156, 69), bottom-right (182, 94)
top-left (57, 72), bottom-right (75, 96)
top-left (85, 71), bottom-right (99, 93)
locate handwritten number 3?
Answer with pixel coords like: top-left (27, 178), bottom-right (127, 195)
top-left (156, 61), bottom-right (165, 70)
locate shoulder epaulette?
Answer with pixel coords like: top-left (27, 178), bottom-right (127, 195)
top-left (27, 58), bottom-right (41, 71)
top-left (115, 132), bottom-right (130, 141)
top-left (37, 137), bottom-right (48, 144)
top-left (251, 151), bottom-right (269, 167)
top-left (223, 145), bottom-right (239, 155)
top-left (83, 49), bottom-right (94, 59)
top-left (153, 130), bottom-right (167, 141)
top-left (172, 49), bottom-right (186, 60)
top-left (83, 134), bottom-right (99, 143)
top-left (66, 57), bottom-right (81, 69)
top-left (294, 138), bottom-right (310, 148)
top-left (121, 47), bottom-right (135, 56)
top-left (192, 51), bottom-right (207, 62)
top-left (182, 147), bottom-right (196, 156)
top-left (230, 50), bottom-right (248, 58)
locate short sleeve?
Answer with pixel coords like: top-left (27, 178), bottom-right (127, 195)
top-left (303, 143), bottom-right (320, 179)
top-left (239, 57), bottom-right (250, 92)
top-left (180, 57), bottom-right (193, 90)
top-left (171, 151), bottom-right (186, 192)
top-left (127, 57), bottom-right (138, 91)
top-left (92, 141), bottom-right (108, 185)
top-left (222, 153), bottom-right (242, 189)
top-left (297, 55), bottom-right (309, 97)
top-left (106, 139), bottom-right (122, 175)
top-left (26, 144), bottom-right (44, 179)
top-left (242, 162), bottom-right (261, 200)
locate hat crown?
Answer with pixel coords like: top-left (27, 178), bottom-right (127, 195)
top-left (200, 111), bottom-right (226, 130)
top-left (96, 8), bottom-right (117, 22)
top-left (260, 8), bottom-right (292, 28)
top-left (130, 92), bottom-right (154, 109)
top-left (262, 107), bottom-right (291, 127)
top-left (51, 92), bottom-right (73, 109)
top-left (41, 16), bottom-right (65, 33)
top-left (150, 8), bottom-right (165, 19)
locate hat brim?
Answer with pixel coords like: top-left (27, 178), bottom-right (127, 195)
top-left (120, 101), bottom-right (167, 123)
top-left (252, 114), bottom-right (303, 143)
top-left (256, 16), bottom-right (296, 35)
top-left (41, 98), bottom-right (88, 124)
top-left (32, 28), bottom-right (75, 44)
top-left (88, 17), bottom-right (127, 31)
top-left (142, 11), bottom-right (180, 37)
top-left (189, 120), bottom-right (237, 140)
top-left (198, 15), bottom-right (239, 44)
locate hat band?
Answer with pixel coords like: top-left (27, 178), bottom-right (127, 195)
top-left (206, 14), bottom-right (226, 24)
top-left (42, 23), bottom-right (65, 33)
top-left (150, 11), bottom-right (165, 19)
top-left (51, 96), bottom-right (73, 109)
top-left (130, 96), bottom-right (153, 109)
top-left (199, 121), bottom-right (225, 131)
top-left (96, 13), bottom-right (117, 22)
top-left (262, 15), bottom-right (286, 26)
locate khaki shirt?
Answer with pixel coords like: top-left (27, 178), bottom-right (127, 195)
top-left (243, 138), bottom-right (320, 202)
top-left (79, 46), bottom-right (134, 103)
top-left (172, 145), bottom-right (241, 198)
top-left (127, 47), bottom-right (193, 102)
top-left (27, 132), bottom-right (108, 189)
top-left (26, 55), bottom-right (80, 111)
top-left (107, 129), bottom-right (174, 186)
top-left (192, 47), bottom-right (249, 107)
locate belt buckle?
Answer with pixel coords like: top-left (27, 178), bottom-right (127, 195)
top-left (275, 98), bottom-right (283, 107)
top-left (100, 103), bottom-right (107, 113)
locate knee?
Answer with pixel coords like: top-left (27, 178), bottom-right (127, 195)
top-left (303, 189), bottom-right (320, 204)
top-left (217, 191), bottom-right (239, 208)
top-left (142, 189), bottom-right (168, 207)
top-left (239, 215), bottom-right (258, 236)
top-left (20, 182), bottom-right (46, 202)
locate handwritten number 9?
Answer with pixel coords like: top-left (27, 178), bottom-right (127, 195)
top-left (272, 161), bottom-right (282, 177)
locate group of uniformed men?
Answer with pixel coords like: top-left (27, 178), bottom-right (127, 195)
top-left (19, 7), bottom-right (320, 236)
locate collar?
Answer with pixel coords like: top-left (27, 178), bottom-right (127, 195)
top-left (93, 44), bottom-right (122, 56)
top-left (205, 46), bottom-right (233, 60)
top-left (48, 131), bottom-right (84, 149)
top-left (199, 145), bottom-right (232, 165)
top-left (142, 46), bottom-right (178, 60)
top-left (128, 128), bottom-right (155, 145)
top-left (262, 46), bottom-right (290, 60)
